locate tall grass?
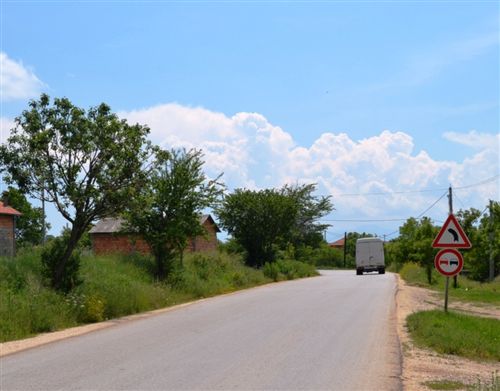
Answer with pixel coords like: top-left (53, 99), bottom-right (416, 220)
top-left (399, 263), bottom-right (500, 305)
top-left (0, 249), bottom-right (275, 342)
top-left (263, 259), bottom-right (319, 281)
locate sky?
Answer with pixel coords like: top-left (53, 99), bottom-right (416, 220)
top-left (1, 0), bottom-right (499, 242)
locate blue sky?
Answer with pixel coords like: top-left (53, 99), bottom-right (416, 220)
top-left (1, 1), bottom-right (499, 242)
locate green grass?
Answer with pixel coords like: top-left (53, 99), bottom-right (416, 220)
top-left (399, 263), bottom-right (500, 305)
top-left (423, 380), bottom-right (467, 390)
top-left (423, 372), bottom-right (500, 391)
top-left (407, 310), bottom-right (500, 362)
top-left (0, 249), bottom-right (281, 342)
top-left (263, 259), bottom-right (319, 281)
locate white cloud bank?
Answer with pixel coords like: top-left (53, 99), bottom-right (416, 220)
top-left (121, 103), bottom-right (499, 230)
top-left (0, 52), bottom-right (45, 101)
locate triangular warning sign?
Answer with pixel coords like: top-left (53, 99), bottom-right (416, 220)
top-left (432, 214), bottom-right (472, 248)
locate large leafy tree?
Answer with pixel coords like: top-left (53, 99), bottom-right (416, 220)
top-left (1, 187), bottom-right (48, 247)
top-left (126, 149), bottom-right (224, 280)
top-left (457, 203), bottom-right (500, 281)
top-left (0, 94), bottom-right (150, 291)
top-left (216, 184), bottom-right (333, 267)
top-left (386, 217), bottom-right (439, 283)
top-left (282, 184), bottom-right (334, 249)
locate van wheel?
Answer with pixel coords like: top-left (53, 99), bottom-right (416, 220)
top-left (378, 268), bottom-right (385, 274)
top-left (356, 268), bottom-right (363, 275)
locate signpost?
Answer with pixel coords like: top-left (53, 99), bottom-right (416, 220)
top-left (434, 249), bottom-right (464, 277)
top-left (433, 190), bottom-right (471, 312)
top-left (432, 214), bottom-right (472, 249)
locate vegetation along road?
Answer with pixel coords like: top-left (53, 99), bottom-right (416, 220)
top-left (1, 270), bottom-right (401, 390)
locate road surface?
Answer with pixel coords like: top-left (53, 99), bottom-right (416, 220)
top-left (1, 270), bottom-right (401, 390)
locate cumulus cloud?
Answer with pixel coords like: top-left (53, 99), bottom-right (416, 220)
top-left (119, 103), bottom-right (499, 230)
top-left (0, 52), bottom-right (45, 101)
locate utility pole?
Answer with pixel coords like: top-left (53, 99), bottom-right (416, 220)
top-left (444, 186), bottom-right (453, 311)
top-left (447, 186), bottom-right (459, 289)
top-left (343, 232), bottom-right (347, 268)
top-left (489, 200), bottom-right (495, 282)
top-left (41, 185), bottom-right (46, 244)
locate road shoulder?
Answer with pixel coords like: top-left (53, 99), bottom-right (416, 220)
top-left (395, 275), bottom-right (500, 390)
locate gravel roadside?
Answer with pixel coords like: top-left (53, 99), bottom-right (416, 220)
top-left (395, 274), bottom-right (500, 390)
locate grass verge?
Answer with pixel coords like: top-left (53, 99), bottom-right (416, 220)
top-left (422, 380), bottom-right (467, 390)
top-left (399, 263), bottom-right (500, 305)
top-left (423, 371), bottom-right (499, 391)
top-left (1, 249), bottom-right (313, 342)
top-left (407, 310), bottom-right (500, 362)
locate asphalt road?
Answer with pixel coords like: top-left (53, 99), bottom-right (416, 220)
top-left (1, 270), bottom-right (401, 390)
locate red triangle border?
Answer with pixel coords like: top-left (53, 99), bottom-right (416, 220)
top-left (432, 214), bottom-right (472, 249)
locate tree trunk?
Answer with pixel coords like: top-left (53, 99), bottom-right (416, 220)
top-left (53, 223), bottom-right (85, 290)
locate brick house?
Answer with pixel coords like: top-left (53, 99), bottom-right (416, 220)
top-left (89, 215), bottom-right (220, 255)
top-left (328, 238), bottom-right (345, 249)
top-left (0, 201), bottom-right (22, 257)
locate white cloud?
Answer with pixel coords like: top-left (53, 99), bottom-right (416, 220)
top-left (119, 103), bottom-right (499, 233)
top-left (443, 130), bottom-right (500, 150)
top-left (0, 52), bottom-right (45, 101)
top-left (0, 117), bottom-right (15, 144)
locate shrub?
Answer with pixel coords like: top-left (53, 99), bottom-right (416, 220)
top-left (399, 262), bottom-right (437, 286)
top-left (263, 259), bottom-right (318, 281)
top-left (41, 235), bottom-right (82, 293)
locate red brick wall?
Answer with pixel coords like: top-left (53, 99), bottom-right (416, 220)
top-left (91, 221), bottom-right (218, 255)
top-left (187, 221), bottom-right (218, 252)
top-left (91, 233), bottom-right (151, 255)
top-left (0, 215), bottom-right (15, 257)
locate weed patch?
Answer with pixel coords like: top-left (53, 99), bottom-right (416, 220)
top-left (407, 310), bottom-right (500, 361)
top-left (400, 263), bottom-right (500, 305)
top-left (423, 380), bottom-right (466, 390)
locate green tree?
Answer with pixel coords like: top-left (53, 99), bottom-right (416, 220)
top-left (389, 217), bottom-right (438, 284)
top-left (1, 186), bottom-right (48, 247)
top-left (126, 149), bottom-right (224, 280)
top-left (282, 184), bottom-right (333, 249)
top-left (457, 203), bottom-right (500, 281)
top-left (0, 94), bottom-right (150, 291)
top-left (216, 184), bottom-right (333, 268)
top-left (216, 188), bottom-right (296, 267)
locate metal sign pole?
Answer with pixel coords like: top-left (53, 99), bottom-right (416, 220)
top-left (444, 276), bottom-right (449, 312)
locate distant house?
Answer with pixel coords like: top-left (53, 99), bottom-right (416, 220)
top-left (0, 201), bottom-right (22, 257)
top-left (329, 238), bottom-right (345, 249)
top-left (89, 215), bottom-right (220, 255)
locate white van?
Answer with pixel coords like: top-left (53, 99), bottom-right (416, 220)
top-left (355, 237), bottom-right (385, 275)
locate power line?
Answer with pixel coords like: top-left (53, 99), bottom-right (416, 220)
top-left (383, 191), bottom-right (448, 239)
top-left (328, 174), bottom-right (500, 197)
top-left (416, 191), bottom-right (448, 219)
top-left (454, 174), bottom-right (500, 190)
top-left (322, 218), bottom-right (407, 222)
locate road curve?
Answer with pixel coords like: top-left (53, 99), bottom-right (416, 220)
top-left (1, 270), bottom-right (401, 390)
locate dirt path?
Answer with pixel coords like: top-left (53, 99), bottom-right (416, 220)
top-left (395, 275), bottom-right (500, 390)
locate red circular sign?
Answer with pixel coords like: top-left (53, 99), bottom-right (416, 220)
top-left (434, 248), bottom-right (464, 277)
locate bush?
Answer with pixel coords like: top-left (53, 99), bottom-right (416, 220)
top-left (41, 235), bottom-right (82, 293)
top-left (263, 259), bottom-right (318, 281)
top-left (399, 262), bottom-right (438, 286)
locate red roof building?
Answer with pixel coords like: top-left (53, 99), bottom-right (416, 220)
top-left (0, 201), bottom-right (22, 257)
top-left (328, 238), bottom-right (345, 249)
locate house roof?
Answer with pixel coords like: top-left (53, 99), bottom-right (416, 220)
top-left (0, 201), bottom-right (22, 216)
top-left (89, 217), bottom-right (126, 234)
top-left (329, 238), bottom-right (345, 247)
top-left (89, 215), bottom-right (220, 234)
